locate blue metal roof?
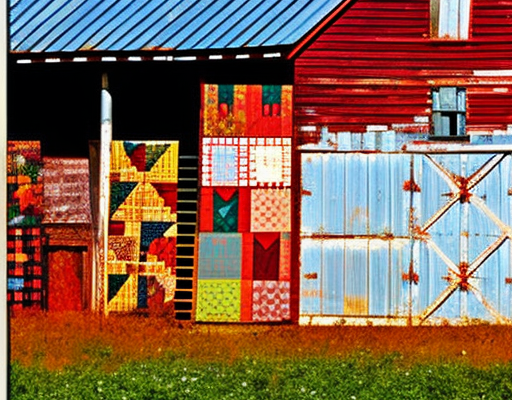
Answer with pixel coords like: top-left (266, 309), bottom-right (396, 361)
top-left (10, 0), bottom-right (347, 54)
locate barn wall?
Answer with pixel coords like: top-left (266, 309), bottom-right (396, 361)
top-left (294, 0), bottom-right (512, 141)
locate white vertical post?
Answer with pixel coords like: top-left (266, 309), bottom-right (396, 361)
top-left (99, 74), bottom-right (112, 315)
top-left (1, 1), bottom-right (8, 396)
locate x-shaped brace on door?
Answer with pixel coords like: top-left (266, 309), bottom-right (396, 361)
top-left (415, 153), bottom-right (512, 324)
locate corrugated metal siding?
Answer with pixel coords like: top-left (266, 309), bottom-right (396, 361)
top-left (301, 153), bottom-right (410, 237)
top-left (294, 0), bottom-right (512, 136)
top-left (300, 152), bottom-right (512, 324)
top-left (9, 0), bottom-right (347, 53)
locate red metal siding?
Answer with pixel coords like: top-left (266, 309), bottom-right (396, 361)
top-left (294, 0), bottom-right (512, 138)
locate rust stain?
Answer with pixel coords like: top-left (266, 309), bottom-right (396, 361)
top-left (458, 262), bottom-right (470, 291)
top-left (302, 289), bottom-right (322, 297)
top-left (303, 272), bottom-right (318, 280)
top-left (79, 43), bottom-right (96, 51)
top-left (380, 231), bottom-right (395, 240)
top-left (412, 225), bottom-right (430, 242)
top-left (443, 262), bottom-right (471, 291)
top-left (455, 176), bottom-right (472, 203)
top-left (142, 45), bottom-right (175, 51)
top-left (505, 277), bottom-right (512, 285)
top-left (402, 262), bottom-right (419, 285)
top-left (403, 179), bottom-right (421, 192)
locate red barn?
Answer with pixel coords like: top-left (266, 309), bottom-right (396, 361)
top-left (8, 0), bottom-right (512, 325)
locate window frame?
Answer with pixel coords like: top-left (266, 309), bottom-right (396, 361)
top-left (431, 87), bottom-right (467, 138)
top-left (430, 0), bottom-right (471, 40)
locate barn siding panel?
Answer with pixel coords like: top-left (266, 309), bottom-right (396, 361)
top-left (295, 0), bottom-right (512, 139)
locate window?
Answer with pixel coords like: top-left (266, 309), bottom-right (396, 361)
top-left (431, 0), bottom-right (471, 39)
top-left (432, 87), bottom-right (466, 137)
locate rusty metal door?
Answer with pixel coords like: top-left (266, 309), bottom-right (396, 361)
top-left (300, 151), bottom-right (512, 325)
top-left (411, 152), bottom-right (512, 324)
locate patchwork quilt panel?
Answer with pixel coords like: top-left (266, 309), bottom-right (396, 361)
top-left (197, 85), bottom-right (293, 322)
top-left (106, 141), bottom-right (179, 313)
top-left (7, 141), bottom-right (45, 310)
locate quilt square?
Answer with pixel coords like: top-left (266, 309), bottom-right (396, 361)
top-left (107, 274), bottom-right (138, 312)
top-left (252, 280), bottom-right (291, 322)
top-left (253, 233), bottom-right (280, 281)
top-left (213, 188), bottom-right (238, 232)
top-left (211, 145), bottom-right (238, 185)
top-left (250, 188), bottom-right (291, 232)
top-left (196, 280), bottom-right (241, 322)
top-left (198, 233), bottom-right (242, 279)
top-left (201, 138), bottom-right (249, 186)
top-left (249, 138), bottom-right (291, 187)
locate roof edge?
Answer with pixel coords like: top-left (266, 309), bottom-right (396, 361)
top-left (9, 45), bottom-right (295, 64)
top-left (286, 0), bottom-right (356, 60)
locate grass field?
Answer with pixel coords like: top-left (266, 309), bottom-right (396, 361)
top-left (9, 311), bottom-right (512, 399)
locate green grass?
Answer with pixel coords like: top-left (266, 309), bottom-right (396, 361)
top-left (9, 313), bottom-right (512, 399)
top-left (10, 353), bottom-right (512, 400)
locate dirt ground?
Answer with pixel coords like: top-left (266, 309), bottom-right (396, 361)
top-left (9, 310), bottom-right (512, 370)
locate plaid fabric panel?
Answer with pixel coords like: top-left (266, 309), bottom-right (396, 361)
top-left (252, 280), bottom-right (291, 322)
top-left (195, 280), bottom-right (241, 322)
top-left (7, 227), bottom-right (45, 309)
top-left (198, 233), bottom-right (242, 279)
top-left (250, 188), bottom-right (291, 232)
top-left (111, 182), bottom-right (176, 223)
top-left (7, 141), bottom-right (45, 310)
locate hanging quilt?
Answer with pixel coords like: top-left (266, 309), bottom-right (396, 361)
top-left (106, 141), bottom-right (179, 313)
top-left (7, 141), bottom-right (45, 310)
top-left (197, 84), bottom-right (294, 323)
